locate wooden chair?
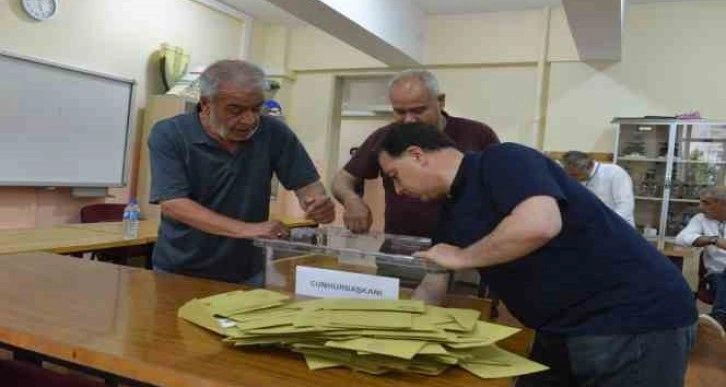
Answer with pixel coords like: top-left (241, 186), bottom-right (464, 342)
top-left (688, 316), bottom-right (726, 385)
top-left (688, 253), bottom-right (726, 384)
top-left (80, 203), bottom-right (126, 224)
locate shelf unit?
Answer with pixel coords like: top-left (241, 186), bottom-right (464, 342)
top-left (613, 118), bottom-right (726, 249)
top-left (635, 196), bottom-right (700, 203)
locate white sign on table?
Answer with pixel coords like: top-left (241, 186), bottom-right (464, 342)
top-left (295, 266), bottom-right (399, 299)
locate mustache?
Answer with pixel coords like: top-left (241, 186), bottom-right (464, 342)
top-left (218, 120), bottom-right (260, 140)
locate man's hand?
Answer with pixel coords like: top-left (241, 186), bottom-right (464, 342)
top-left (414, 243), bottom-right (467, 270)
top-left (238, 220), bottom-right (289, 239)
top-left (715, 238), bottom-right (726, 250)
top-left (343, 196), bottom-right (373, 233)
top-left (302, 196), bottom-right (336, 224)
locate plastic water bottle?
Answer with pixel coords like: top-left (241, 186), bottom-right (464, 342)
top-left (123, 199), bottom-right (140, 240)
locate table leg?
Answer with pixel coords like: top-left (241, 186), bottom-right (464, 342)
top-left (144, 243), bottom-right (155, 270)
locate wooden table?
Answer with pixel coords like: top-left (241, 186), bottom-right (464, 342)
top-left (0, 252), bottom-right (533, 387)
top-left (0, 218), bottom-right (310, 256)
top-left (61, 220), bottom-right (159, 243)
top-left (661, 243), bottom-right (698, 258)
top-left (0, 220), bottom-right (157, 255)
top-left (0, 217), bottom-right (320, 263)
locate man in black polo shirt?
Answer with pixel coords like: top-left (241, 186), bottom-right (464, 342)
top-left (377, 122), bottom-right (697, 387)
top-left (148, 60), bottom-right (335, 285)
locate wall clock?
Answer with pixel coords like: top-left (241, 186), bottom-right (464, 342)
top-left (21, 0), bottom-right (58, 21)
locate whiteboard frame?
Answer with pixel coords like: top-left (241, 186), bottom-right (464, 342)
top-left (0, 49), bottom-right (137, 187)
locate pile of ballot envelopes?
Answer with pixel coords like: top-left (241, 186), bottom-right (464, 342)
top-left (178, 288), bottom-right (547, 378)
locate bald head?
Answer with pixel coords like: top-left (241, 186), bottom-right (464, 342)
top-left (199, 60), bottom-right (267, 100)
top-left (389, 70), bottom-right (440, 98)
top-left (562, 151), bottom-right (594, 181)
top-left (388, 69), bottom-right (446, 130)
top-left (700, 186), bottom-right (726, 201)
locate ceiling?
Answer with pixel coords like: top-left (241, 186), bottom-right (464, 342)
top-left (415, 0), bottom-right (705, 14)
top-left (416, 0), bottom-right (561, 14)
top-left (220, 0), bottom-right (710, 25)
top-left (219, 0), bottom-right (306, 25)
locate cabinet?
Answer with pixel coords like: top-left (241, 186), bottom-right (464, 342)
top-left (613, 118), bottom-right (726, 249)
top-left (136, 95), bottom-right (197, 222)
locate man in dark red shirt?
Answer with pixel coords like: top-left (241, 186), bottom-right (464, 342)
top-left (331, 69), bottom-right (499, 302)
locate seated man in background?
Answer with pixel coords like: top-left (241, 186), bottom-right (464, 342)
top-left (676, 186), bottom-right (726, 338)
top-left (561, 151), bottom-right (635, 226)
top-left (378, 123), bottom-right (697, 387)
top-left (332, 69), bottom-right (499, 303)
top-left (148, 60), bottom-right (335, 286)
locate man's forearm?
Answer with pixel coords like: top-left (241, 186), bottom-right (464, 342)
top-left (332, 170), bottom-right (362, 205)
top-left (295, 180), bottom-right (327, 205)
top-left (692, 236), bottom-right (717, 248)
top-left (160, 198), bottom-right (245, 238)
top-left (460, 197), bottom-right (561, 269)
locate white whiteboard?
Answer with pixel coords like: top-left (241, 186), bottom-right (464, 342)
top-left (0, 50), bottom-right (135, 186)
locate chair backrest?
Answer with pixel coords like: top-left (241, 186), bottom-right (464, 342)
top-left (80, 203), bottom-right (126, 223)
top-left (697, 251), bottom-right (715, 305)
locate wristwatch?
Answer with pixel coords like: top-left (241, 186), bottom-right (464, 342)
top-left (708, 236), bottom-right (719, 245)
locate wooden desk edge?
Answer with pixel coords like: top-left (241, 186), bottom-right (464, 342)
top-left (0, 302), bottom-right (531, 387)
top-left (0, 325), bottom-right (228, 387)
top-left (0, 253), bottom-right (532, 386)
top-left (47, 238), bottom-right (157, 254)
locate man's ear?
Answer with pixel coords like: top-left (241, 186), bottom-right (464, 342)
top-left (199, 97), bottom-right (212, 115)
top-left (438, 93), bottom-right (446, 110)
top-left (406, 146), bottom-right (425, 163)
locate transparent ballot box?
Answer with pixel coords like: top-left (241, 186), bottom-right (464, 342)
top-left (254, 226), bottom-right (444, 294)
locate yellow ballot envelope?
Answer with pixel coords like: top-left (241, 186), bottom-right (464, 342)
top-left (178, 288), bottom-right (546, 379)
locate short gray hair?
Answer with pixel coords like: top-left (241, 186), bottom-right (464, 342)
top-left (700, 186), bottom-right (726, 201)
top-left (199, 60), bottom-right (267, 99)
top-left (388, 69), bottom-right (440, 99)
top-left (562, 151), bottom-right (592, 170)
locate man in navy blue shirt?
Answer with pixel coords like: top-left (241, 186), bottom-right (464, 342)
top-left (148, 60), bottom-right (335, 285)
top-left (377, 123), bottom-right (697, 387)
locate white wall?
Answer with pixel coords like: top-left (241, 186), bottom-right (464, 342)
top-left (544, 1), bottom-right (726, 151)
top-left (1, 0), bottom-right (243, 107)
top-left (288, 27), bottom-right (385, 71)
top-left (278, 1), bottom-right (726, 156)
top-left (431, 67), bottom-right (538, 143)
top-left (281, 9), bottom-right (544, 183)
top-left (425, 9), bottom-right (544, 65)
top-left (254, 0), bottom-right (726, 220)
top-left (0, 0), bottom-right (244, 228)
top-left (319, 0), bottom-right (426, 62)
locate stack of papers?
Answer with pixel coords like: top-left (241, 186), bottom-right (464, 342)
top-left (178, 289), bottom-right (547, 378)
